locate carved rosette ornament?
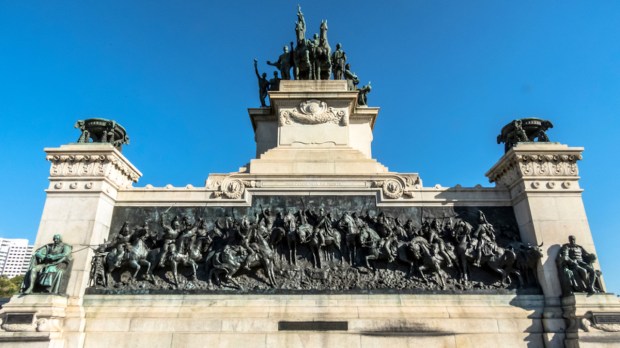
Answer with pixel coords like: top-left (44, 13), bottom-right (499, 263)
top-left (46, 152), bottom-right (140, 189)
top-left (279, 100), bottom-right (348, 126)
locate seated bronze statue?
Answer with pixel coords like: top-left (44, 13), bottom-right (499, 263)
top-left (22, 234), bottom-right (72, 295)
top-left (556, 235), bottom-right (602, 295)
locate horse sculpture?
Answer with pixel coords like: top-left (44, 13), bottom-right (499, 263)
top-left (104, 236), bottom-right (154, 286)
top-left (207, 226), bottom-right (278, 289)
top-left (313, 20), bottom-right (331, 80)
top-left (358, 224), bottom-right (383, 269)
top-left (161, 243), bottom-right (198, 288)
top-left (510, 241), bottom-right (544, 286)
top-left (339, 213), bottom-right (361, 265)
top-left (364, 234), bottom-right (398, 270)
top-left (168, 220), bottom-right (209, 286)
top-left (293, 7), bottom-right (312, 80)
top-left (308, 226), bottom-right (343, 269)
top-left (268, 212), bottom-right (289, 265)
top-left (294, 42), bottom-right (312, 80)
top-left (409, 237), bottom-right (449, 289)
top-left (455, 233), bottom-right (522, 287)
top-left (285, 210), bottom-right (312, 266)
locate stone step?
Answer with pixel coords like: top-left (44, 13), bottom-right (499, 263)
top-left (249, 147), bottom-right (389, 174)
top-left (258, 147), bottom-right (374, 161)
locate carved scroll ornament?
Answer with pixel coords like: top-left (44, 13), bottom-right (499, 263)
top-left (279, 100), bottom-right (348, 126)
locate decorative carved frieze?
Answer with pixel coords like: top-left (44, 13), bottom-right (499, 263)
top-left (279, 99), bottom-right (348, 126)
top-left (487, 150), bottom-right (582, 188)
top-left (90, 202), bottom-right (540, 293)
top-left (46, 150), bottom-right (141, 189)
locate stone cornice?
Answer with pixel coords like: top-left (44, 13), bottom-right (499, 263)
top-left (45, 144), bottom-right (142, 189)
top-left (205, 172), bottom-right (422, 201)
top-left (486, 143), bottom-right (583, 189)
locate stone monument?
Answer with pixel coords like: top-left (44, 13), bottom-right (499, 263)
top-left (1, 9), bottom-right (619, 348)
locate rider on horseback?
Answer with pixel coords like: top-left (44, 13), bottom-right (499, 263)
top-left (111, 221), bottom-right (134, 268)
top-left (158, 216), bottom-right (181, 268)
top-left (375, 213), bottom-right (397, 262)
top-left (311, 207), bottom-right (330, 247)
top-left (257, 206), bottom-right (275, 231)
top-left (425, 219), bottom-right (454, 268)
top-left (473, 211), bottom-right (497, 267)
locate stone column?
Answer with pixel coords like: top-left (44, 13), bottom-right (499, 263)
top-left (0, 143), bottom-right (141, 347)
top-left (486, 142), bottom-right (596, 346)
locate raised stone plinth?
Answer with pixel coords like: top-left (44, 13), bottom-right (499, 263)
top-left (562, 294), bottom-right (620, 347)
top-left (247, 80), bottom-right (384, 174)
top-left (248, 147), bottom-right (388, 174)
top-left (0, 295), bottom-right (68, 346)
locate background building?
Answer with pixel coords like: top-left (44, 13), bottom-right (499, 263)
top-left (0, 238), bottom-right (33, 278)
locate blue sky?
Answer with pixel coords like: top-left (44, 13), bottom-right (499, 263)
top-left (1, 1), bottom-right (619, 293)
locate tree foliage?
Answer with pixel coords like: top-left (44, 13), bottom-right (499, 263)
top-left (0, 275), bottom-right (24, 298)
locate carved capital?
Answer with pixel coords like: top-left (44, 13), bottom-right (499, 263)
top-left (45, 145), bottom-right (141, 189)
top-left (279, 99), bottom-right (348, 126)
top-left (486, 144), bottom-right (583, 188)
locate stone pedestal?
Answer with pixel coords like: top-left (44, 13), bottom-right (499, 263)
top-left (562, 294), bottom-right (620, 348)
top-left (0, 295), bottom-right (68, 347)
top-left (247, 80), bottom-right (387, 174)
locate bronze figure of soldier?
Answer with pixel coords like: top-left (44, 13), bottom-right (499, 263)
top-left (253, 59), bottom-right (270, 107)
top-left (267, 44), bottom-right (293, 80)
top-left (331, 43), bottom-right (347, 80)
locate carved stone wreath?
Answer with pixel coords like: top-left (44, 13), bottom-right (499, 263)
top-left (219, 178), bottom-right (245, 199)
top-left (279, 100), bottom-right (347, 126)
top-left (372, 179), bottom-right (405, 199)
top-left (382, 179), bottom-right (404, 199)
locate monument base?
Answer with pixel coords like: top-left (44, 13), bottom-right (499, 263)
top-left (77, 293), bottom-right (548, 348)
top-left (0, 295), bottom-right (69, 347)
top-left (562, 293), bottom-right (620, 347)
